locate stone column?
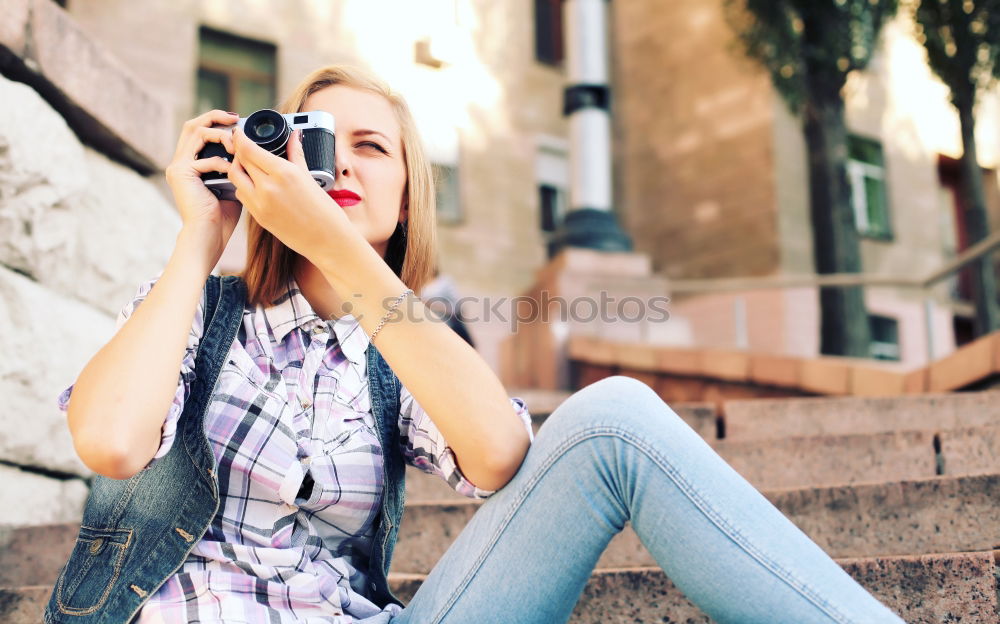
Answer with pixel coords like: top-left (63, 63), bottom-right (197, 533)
top-left (550, 0), bottom-right (632, 253)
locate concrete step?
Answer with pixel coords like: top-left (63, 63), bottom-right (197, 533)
top-left (406, 465), bottom-right (469, 501)
top-left (395, 473), bottom-right (1000, 574)
top-left (508, 388), bottom-right (1000, 493)
top-left (407, 418), bottom-right (999, 501)
top-left (0, 523), bottom-right (79, 586)
top-left (9, 473), bottom-right (998, 587)
top-left (6, 550), bottom-right (994, 623)
top-left (0, 586), bottom-right (50, 624)
top-left (560, 550), bottom-right (997, 623)
top-left (401, 400), bottom-right (717, 502)
top-left (527, 400), bottom-right (719, 439)
top-left (722, 391), bottom-right (1000, 442)
top-left (709, 423), bottom-right (999, 491)
top-left (519, 387), bottom-right (1000, 448)
top-left (390, 551), bottom-right (999, 623)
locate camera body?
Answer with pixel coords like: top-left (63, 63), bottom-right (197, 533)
top-left (198, 109), bottom-right (336, 201)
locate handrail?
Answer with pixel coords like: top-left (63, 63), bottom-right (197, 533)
top-left (922, 229), bottom-right (1000, 287)
top-left (656, 229), bottom-right (1000, 363)
top-left (663, 229), bottom-right (1000, 294)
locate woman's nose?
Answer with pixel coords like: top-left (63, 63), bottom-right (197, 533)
top-left (334, 138), bottom-right (351, 178)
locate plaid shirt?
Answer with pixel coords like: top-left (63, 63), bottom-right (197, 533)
top-left (58, 274), bottom-right (533, 623)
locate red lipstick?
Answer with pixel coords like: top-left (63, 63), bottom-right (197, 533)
top-left (328, 189), bottom-right (361, 207)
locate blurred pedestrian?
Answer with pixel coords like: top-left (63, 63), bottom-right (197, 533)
top-left (420, 264), bottom-right (476, 349)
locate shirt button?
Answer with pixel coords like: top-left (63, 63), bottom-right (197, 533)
top-left (312, 326), bottom-right (324, 335)
top-left (301, 398), bottom-right (312, 409)
top-left (301, 456), bottom-right (312, 465)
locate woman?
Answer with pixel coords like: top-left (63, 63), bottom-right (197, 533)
top-left (50, 65), bottom-right (906, 623)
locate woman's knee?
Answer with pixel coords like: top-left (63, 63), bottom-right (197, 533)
top-left (545, 375), bottom-right (672, 433)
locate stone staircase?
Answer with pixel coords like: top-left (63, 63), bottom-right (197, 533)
top-left (2, 389), bottom-right (999, 622)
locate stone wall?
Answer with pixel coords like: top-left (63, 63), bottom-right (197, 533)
top-left (0, 2), bottom-right (181, 525)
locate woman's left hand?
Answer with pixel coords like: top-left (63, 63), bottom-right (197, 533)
top-left (227, 126), bottom-right (352, 263)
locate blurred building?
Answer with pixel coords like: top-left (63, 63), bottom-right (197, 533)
top-left (61, 0), bottom-right (1000, 369)
top-left (611, 0), bottom-right (1000, 366)
top-left (65, 0), bottom-right (571, 372)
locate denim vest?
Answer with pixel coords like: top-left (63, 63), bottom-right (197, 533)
top-left (45, 275), bottom-right (407, 623)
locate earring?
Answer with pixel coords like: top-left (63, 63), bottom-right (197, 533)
top-left (386, 220), bottom-right (408, 277)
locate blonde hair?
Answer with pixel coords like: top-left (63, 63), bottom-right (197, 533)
top-left (230, 64), bottom-right (438, 309)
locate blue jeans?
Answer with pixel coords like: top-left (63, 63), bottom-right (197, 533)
top-left (385, 376), bottom-right (906, 624)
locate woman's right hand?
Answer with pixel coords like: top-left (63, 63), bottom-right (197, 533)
top-left (164, 109), bottom-right (242, 258)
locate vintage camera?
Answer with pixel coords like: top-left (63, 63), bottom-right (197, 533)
top-left (198, 109), bottom-right (336, 201)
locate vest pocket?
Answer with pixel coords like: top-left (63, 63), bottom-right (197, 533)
top-left (55, 526), bottom-right (134, 615)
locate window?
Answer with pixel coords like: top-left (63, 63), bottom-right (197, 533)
top-left (535, 136), bottom-right (569, 258)
top-left (539, 184), bottom-right (568, 258)
top-left (534, 0), bottom-right (564, 66)
top-left (433, 164), bottom-right (461, 224)
top-left (847, 135), bottom-right (892, 240)
top-left (539, 184), bottom-right (566, 233)
top-left (195, 27), bottom-right (276, 116)
top-left (869, 314), bottom-right (900, 361)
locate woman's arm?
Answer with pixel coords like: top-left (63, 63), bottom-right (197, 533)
top-left (68, 109), bottom-right (241, 480)
top-left (67, 227), bottom-right (217, 479)
top-left (316, 239), bottom-right (531, 492)
top-left (225, 127), bottom-right (531, 491)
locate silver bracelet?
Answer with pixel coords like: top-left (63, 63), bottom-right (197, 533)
top-left (370, 288), bottom-right (414, 343)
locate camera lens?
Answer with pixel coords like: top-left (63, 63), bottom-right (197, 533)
top-left (257, 120), bottom-right (277, 138)
top-left (243, 109), bottom-right (289, 154)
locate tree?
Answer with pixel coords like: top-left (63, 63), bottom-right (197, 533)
top-left (911, 0), bottom-right (1000, 336)
top-left (725, 0), bottom-right (899, 357)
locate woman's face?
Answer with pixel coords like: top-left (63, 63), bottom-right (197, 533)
top-left (301, 85), bottom-right (408, 258)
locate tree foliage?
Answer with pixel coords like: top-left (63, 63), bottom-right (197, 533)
top-left (727, 0), bottom-right (900, 113)
top-left (724, 0), bottom-right (900, 357)
top-left (911, 0), bottom-right (1000, 335)
top-left (912, 0), bottom-right (1000, 109)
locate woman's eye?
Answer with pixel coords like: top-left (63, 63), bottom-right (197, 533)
top-left (357, 141), bottom-right (387, 154)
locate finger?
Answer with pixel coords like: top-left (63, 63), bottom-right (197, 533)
top-left (186, 127), bottom-right (235, 160)
top-left (240, 150), bottom-right (268, 183)
top-left (227, 154), bottom-right (255, 198)
top-left (175, 110), bottom-right (238, 158)
top-left (286, 129), bottom-right (308, 171)
top-left (232, 130), bottom-right (270, 181)
top-left (189, 156), bottom-right (231, 175)
top-left (233, 127), bottom-right (279, 176)
top-left (191, 109), bottom-right (239, 130)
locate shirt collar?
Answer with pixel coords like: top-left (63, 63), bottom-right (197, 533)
top-left (262, 277), bottom-right (370, 365)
